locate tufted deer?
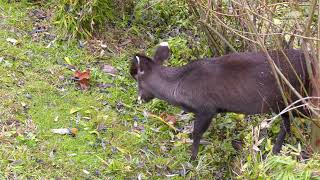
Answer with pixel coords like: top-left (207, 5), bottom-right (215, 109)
top-left (130, 42), bottom-right (310, 160)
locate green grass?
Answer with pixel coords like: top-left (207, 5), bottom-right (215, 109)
top-left (0, 2), bottom-right (196, 179)
top-left (0, 1), bottom-right (319, 179)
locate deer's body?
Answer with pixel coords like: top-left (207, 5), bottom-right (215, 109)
top-left (148, 49), bottom-right (308, 114)
top-left (130, 43), bottom-right (310, 160)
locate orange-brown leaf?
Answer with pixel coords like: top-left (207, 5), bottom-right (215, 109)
top-left (160, 112), bottom-right (177, 125)
top-left (74, 69), bottom-right (90, 90)
top-left (74, 69), bottom-right (90, 80)
top-left (79, 79), bottom-right (90, 90)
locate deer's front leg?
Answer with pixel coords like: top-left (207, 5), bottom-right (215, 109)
top-left (191, 112), bottom-right (214, 160)
top-left (273, 114), bottom-right (291, 153)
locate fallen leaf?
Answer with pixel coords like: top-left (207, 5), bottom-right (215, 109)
top-left (97, 83), bottom-right (113, 89)
top-left (120, 39), bottom-right (131, 46)
top-left (25, 93), bottom-right (32, 99)
top-left (64, 57), bottom-right (72, 65)
top-left (70, 128), bottom-right (78, 137)
top-left (132, 121), bottom-right (145, 132)
top-left (82, 117), bottom-right (91, 121)
top-left (51, 128), bottom-right (78, 137)
top-left (83, 169), bottom-right (90, 175)
top-left (165, 174), bottom-right (178, 177)
top-left (94, 169), bottom-right (101, 176)
top-left (6, 38), bottom-right (18, 45)
top-left (273, 18), bottom-right (281, 25)
top-left (116, 146), bottom-right (127, 154)
top-left (96, 123), bottom-right (107, 132)
top-left (70, 107), bottom-right (82, 114)
top-left (160, 145), bottom-right (167, 152)
top-left (54, 116), bottom-right (59, 122)
top-left (160, 113), bottom-right (177, 125)
top-left (67, 153), bottom-right (77, 156)
top-left (79, 40), bottom-right (86, 48)
top-left (173, 139), bottom-right (210, 145)
top-left (51, 128), bottom-right (70, 135)
top-left (100, 43), bottom-right (107, 48)
top-left (231, 140), bottom-right (243, 151)
top-left (9, 159), bottom-right (23, 165)
top-left (30, 9), bottom-right (47, 20)
top-left (79, 79), bottom-right (89, 90)
top-left (100, 140), bottom-right (106, 150)
top-left (73, 69), bottom-right (90, 90)
top-left (21, 102), bottom-right (27, 107)
top-left (49, 149), bottom-right (56, 159)
top-left (66, 64), bottom-right (76, 71)
top-left (74, 69), bottom-right (90, 80)
top-left (102, 64), bottom-right (118, 76)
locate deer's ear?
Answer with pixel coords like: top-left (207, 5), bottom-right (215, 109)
top-left (130, 55), bottom-right (152, 79)
top-left (153, 42), bottom-right (170, 64)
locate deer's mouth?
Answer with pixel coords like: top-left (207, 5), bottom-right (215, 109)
top-left (138, 95), bottom-right (153, 104)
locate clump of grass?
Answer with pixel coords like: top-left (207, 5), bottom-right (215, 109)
top-left (54, 0), bottom-right (116, 39)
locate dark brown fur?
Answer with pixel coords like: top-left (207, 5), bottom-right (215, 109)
top-left (130, 45), bottom-right (310, 160)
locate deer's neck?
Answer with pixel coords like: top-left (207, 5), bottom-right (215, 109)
top-left (148, 65), bottom-right (186, 105)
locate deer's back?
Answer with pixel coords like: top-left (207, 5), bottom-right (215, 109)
top-left (175, 49), bottom-right (309, 114)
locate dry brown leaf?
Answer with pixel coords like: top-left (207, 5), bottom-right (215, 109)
top-left (73, 69), bottom-right (90, 90)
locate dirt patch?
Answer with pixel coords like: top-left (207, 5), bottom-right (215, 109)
top-left (28, 8), bottom-right (55, 42)
top-left (86, 26), bottom-right (148, 56)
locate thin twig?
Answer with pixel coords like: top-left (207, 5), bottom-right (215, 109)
top-left (197, 0), bottom-right (320, 41)
top-left (147, 113), bottom-right (177, 132)
top-left (121, 103), bottom-right (177, 132)
top-left (261, 97), bottom-right (320, 129)
top-left (199, 20), bottom-right (238, 53)
top-left (210, 13), bottom-right (259, 44)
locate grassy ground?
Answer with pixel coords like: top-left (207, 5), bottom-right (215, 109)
top-left (0, 2), bottom-right (211, 179)
top-left (1, 1), bottom-right (320, 179)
